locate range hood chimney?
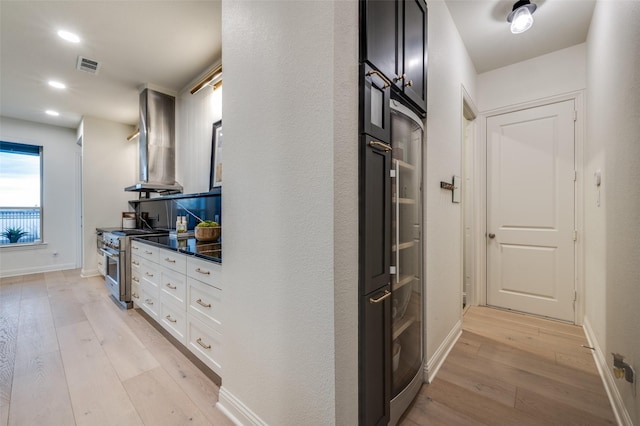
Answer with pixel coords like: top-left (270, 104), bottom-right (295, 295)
top-left (125, 88), bottom-right (183, 195)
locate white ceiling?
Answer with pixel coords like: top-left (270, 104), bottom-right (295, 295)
top-left (0, 1), bottom-right (594, 130)
top-left (0, 1), bottom-right (221, 129)
top-left (444, 0), bottom-right (596, 73)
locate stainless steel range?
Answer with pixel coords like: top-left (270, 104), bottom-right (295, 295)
top-left (100, 229), bottom-right (168, 308)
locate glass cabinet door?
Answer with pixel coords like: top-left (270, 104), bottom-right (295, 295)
top-left (390, 104), bottom-right (423, 398)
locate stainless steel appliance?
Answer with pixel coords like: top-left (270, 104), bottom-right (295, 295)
top-left (100, 229), bottom-right (168, 308)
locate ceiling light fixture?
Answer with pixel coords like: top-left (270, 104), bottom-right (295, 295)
top-left (45, 110), bottom-right (60, 117)
top-left (57, 30), bottom-right (80, 43)
top-left (48, 80), bottom-right (66, 89)
top-left (507, 0), bottom-right (537, 34)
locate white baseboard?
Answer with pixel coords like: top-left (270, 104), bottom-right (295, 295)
top-left (0, 263), bottom-right (76, 278)
top-left (583, 317), bottom-right (633, 426)
top-left (424, 319), bottom-right (462, 383)
top-left (217, 386), bottom-right (268, 426)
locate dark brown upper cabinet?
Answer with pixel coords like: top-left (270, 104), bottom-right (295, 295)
top-left (361, 0), bottom-right (428, 115)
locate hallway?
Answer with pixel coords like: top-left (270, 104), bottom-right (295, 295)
top-left (400, 306), bottom-right (616, 425)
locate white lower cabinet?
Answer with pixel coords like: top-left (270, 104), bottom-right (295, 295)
top-left (188, 315), bottom-right (223, 374)
top-left (132, 240), bottom-right (222, 378)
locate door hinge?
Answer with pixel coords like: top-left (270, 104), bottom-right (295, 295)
top-left (390, 169), bottom-right (396, 178)
top-left (573, 230), bottom-right (578, 241)
top-left (574, 170), bottom-right (577, 181)
top-left (390, 266), bottom-right (397, 275)
top-left (574, 110), bottom-right (578, 122)
top-left (574, 291), bottom-right (578, 302)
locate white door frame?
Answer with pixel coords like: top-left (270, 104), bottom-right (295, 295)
top-left (460, 85), bottom-right (479, 308)
top-left (474, 91), bottom-right (585, 325)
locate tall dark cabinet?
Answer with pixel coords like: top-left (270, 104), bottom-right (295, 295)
top-left (359, 0), bottom-right (427, 425)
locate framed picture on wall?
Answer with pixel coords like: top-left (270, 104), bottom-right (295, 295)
top-left (210, 120), bottom-right (223, 188)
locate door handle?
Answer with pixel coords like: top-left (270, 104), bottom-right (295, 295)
top-left (366, 69), bottom-right (392, 89)
top-left (369, 289), bottom-right (392, 304)
top-left (488, 233), bottom-right (496, 239)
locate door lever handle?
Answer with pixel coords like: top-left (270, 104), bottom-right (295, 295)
top-left (488, 233), bottom-right (496, 239)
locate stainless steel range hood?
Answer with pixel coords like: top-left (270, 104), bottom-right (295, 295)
top-left (125, 88), bottom-right (183, 195)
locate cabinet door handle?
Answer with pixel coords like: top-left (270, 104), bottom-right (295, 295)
top-left (164, 257), bottom-right (176, 263)
top-left (132, 246), bottom-right (139, 250)
top-left (165, 315), bottom-right (177, 323)
top-left (369, 140), bottom-right (392, 152)
top-left (369, 289), bottom-right (392, 304)
top-left (145, 272), bottom-right (154, 277)
top-left (404, 80), bottom-right (414, 87)
top-left (132, 277), bottom-right (139, 283)
top-left (132, 293), bottom-right (139, 299)
top-left (132, 260), bottom-right (139, 265)
top-left (195, 268), bottom-right (210, 275)
top-left (145, 250), bottom-right (153, 255)
top-left (145, 299), bottom-right (154, 305)
top-left (166, 283), bottom-right (177, 290)
top-left (393, 73), bottom-right (407, 83)
top-left (366, 69), bottom-right (391, 89)
top-left (196, 298), bottom-right (211, 308)
top-left (196, 338), bottom-right (211, 349)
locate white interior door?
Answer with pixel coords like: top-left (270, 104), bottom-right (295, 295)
top-left (487, 100), bottom-right (575, 322)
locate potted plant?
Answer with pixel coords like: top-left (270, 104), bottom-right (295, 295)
top-left (2, 227), bottom-right (28, 243)
top-left (194, 220), bottom-right (221, 242)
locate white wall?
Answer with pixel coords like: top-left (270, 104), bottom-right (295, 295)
top-left (176, 71), bottom-right (223, 194)
top-left (586, 1), bottom-right (640, 423)
top-left (425, 0), bottom-right (477, 367)
top-left (477, 43), bottom-right (586, 112)
top-left (219, 0), bottom-right (358, 424)
top-left (80, 116), bottom-right (137, 276)
top-left (0, 117), bottom-right (80, 277)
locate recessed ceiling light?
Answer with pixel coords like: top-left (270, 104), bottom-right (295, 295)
top-left (45, 110), bottom-right (60, 117)
top-left (48, 80), bottom-right (66, 89)
top-left (57, 30), bottom-right (80, 43)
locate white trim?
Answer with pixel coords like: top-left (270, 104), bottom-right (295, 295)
top-left (217, 386), bottom-right (268, 426)
top-left (424, 319), bottom-right (462, 383)
top-left (476, 90), bottom-right (586, 325)
top-left (0, 262), bottom-right (75, 279)
top-left (583, 317), bottom-right (634, 426)
top-left (80, 268), bottom-right (100, 278)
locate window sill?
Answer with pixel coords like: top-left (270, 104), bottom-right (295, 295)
top-left (0, 241), bottom-right (48, 251)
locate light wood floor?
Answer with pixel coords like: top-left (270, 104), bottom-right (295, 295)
top-left (400, 306), bottom-right (616, 425)
top-left (0, 269), bottom-right (233, 426)
top-left (1, 271), bottom-right (617, 426)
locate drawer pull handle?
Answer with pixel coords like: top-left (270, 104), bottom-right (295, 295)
top-left (132, 277), bottom-right (139, 282)
top-left (196, 298), bottom-right (211, 308)
top-left (166, 283), bottom-right (177, 290)
top-left (366, 69), bottom-right (391, 89)
top-left (369, 140), bottom-right (392, 152)
top-left (132, 246), bottom-right (138, 250)
top-left (195, 268), bottom-right (210, 275)
top-left (132, 293), bottom-right (139, 299)
top-left (145, 299), bottom-right (154, 305)
top-left (165, 315), bottom-right (177, 323)
top-left (145, 272), bottom-right (154, 277)
top-left (164, 257), bottom-right (176, 263)
top-left (132, 260), bottom-right (139, 265)
top-left (196, 338), bottom-right (211, 349)
top-left (145, 250), bottom-right (153, 255)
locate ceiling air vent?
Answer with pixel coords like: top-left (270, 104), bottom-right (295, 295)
top-left (76, 56), bottom-right (100, 74)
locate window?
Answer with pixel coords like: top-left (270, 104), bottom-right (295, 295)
top-left (0, 141), bottom-right (43, 245)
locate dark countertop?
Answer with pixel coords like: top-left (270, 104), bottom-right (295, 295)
top-left (132, 235), bottom-right (222, 263)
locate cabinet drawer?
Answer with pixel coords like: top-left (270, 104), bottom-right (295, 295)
top-left (187, 316), bottom-right (222, 375)
top-left (131, 280), bottom-right (142, 308)
top-left (132, 241), bottom-right (158, 263)
top-left (140, 289), bottom-right (160, 319)
top-left (140, 262), bottom-right (159, 290)
top-left (188, 277), bottom-right (222, 333)
top-left (186, 257), bottom-right (221, 289)
top-left (160, 267), bottom-right (187, 308)
top-left (157, 247), bottom-right (186, 273)
top-left (160, 302), bottom-right (187, 344)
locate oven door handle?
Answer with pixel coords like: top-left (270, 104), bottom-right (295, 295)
top-left (100, 248), bottom-right (119, 259)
